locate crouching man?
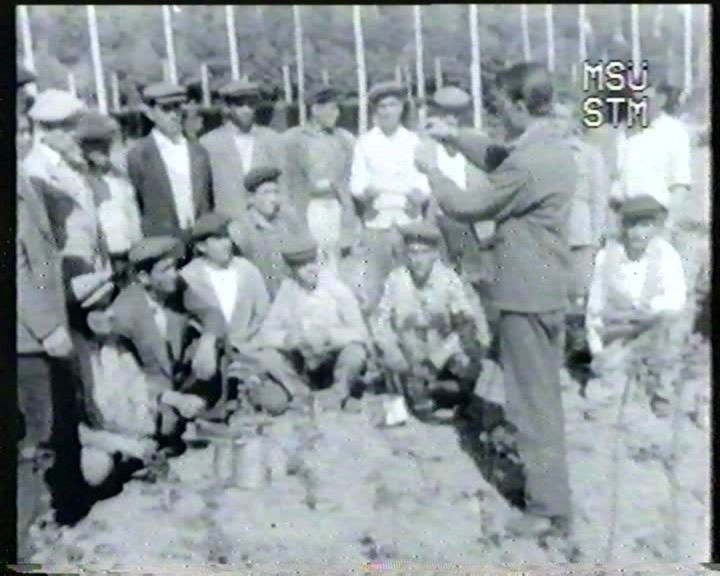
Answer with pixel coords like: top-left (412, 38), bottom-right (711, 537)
top-left (372, 222), bottom-right (491, 414)
top-left (179, 213), bottom-right (293, 418)
top-left (253, 235), bottom-right (370, 413)
top-left (86, 236), bottom-right (207, 464)
top-left (586, 195), bottom-right (687, 417)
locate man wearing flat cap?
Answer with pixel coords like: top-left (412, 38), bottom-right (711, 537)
top-left (284, 85), bottom-right (359, 270)
top-left (179, 213), bottom-right (293, 417)
top-left (126, 82), bottom-right (214, 239)
top-left (254, 233), bottom-right (370, 413)
top-left (417, 62), bottom-right (575, 539)
top-left (372, 221), bottom-right (490, 414)
top-left (586, 195), bottom-right (686, 418)
top-left (16, 64), bottom-right (80, 557)
top-left (228, 166), bottom-right (308, 298)
top-left (418, 86), bottom-right (498, 324)
top-left (349, 80), bottom-right (432, 312)
top-left (77, 110), bottom-right (143, 284)
top-left (200, 79), bottom-right (285, 220)
top-left (87, 236), bottom-right (207, 453)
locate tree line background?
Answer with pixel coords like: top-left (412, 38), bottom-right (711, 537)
top-left (18, 5), bottom-right (709, 116)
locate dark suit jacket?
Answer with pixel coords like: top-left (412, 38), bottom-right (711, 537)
top-left (17, 168), bottom-right (69, 354)
top-left (126, 133), bottom-right (213, 239)
top-left (107, 283), bottom-right (190, 389)
top-left (427, 121), bottom-right (575, 313)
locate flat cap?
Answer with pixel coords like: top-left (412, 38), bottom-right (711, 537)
top-left (619, 195), bottom-right (668, 221)
top-left (75, 111), bottom-right (120, 142)
top-left (399, 221), bottom-right (442, 246)
top-left (281, 234), bottom-right (318, 266)
top-left (218, 79), bottom-right (262, 99)
top-left (244, 166), bottom-right (282, 192)
top-left (143, 82), bottom-right (187, 104)
top-left (70, 270), bottom-right (115, 310)
top-left (191, 213), bottom-right (231, 243)
top-left (28, 89), bottom-right (86, 123)
top-left (368, 81), bottom-right (406, 105)
top-left (431, 86), bottom-right (471, 111)
top-left (17, 63), bottom-right (36, 88)
top-left (309, 86), bottom-right (339, 106)
top-left (129, 236), bottom-right (182, 268)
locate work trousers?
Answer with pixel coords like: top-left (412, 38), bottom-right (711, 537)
top-left (359, 227), bottom-right (404, 314)
top-left (499, 310), bottom-right (572, 523)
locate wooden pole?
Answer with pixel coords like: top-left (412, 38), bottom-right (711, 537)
top-left (201, 63), bottom-right (211, 107)
top-left (282, 64), bottom-right (293, 104)
top-left (579, 5), bottom-right (588, 63)
top-left (322, 69), bottom-right (330, 86)
top-left (293, 6), bottom-right (306, 125)
top-left (413, 6), bottom-right (426, 126)
top-left (683, 4), bottom-right (693, 96)
top-left (18, 5), bottom-right (36, 73)
top-left (521, 4), bottom-right (532, 62)
top-left (353, 5), bottom-right (368, 134)
top-left (225, 5), bottom-right (240, 81)
top-left (111, 72), bottom-right (120, 111)
top-left (631, 4), bottom-right (641, 66)
top-left (162, 5), bottom-right (178, 84)
top-left (434, 57), bottom-right (443, 90)
top-left (87, 5), bottom-right (108, 114)
top-left (545, 4), bottom-right (555, 73)
top-left (469, 4), bottom-right (483, 130)
top-left (67, 73), bottom-right (77, 97)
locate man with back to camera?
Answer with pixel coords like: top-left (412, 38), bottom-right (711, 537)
top-left (416, 62), bottom-right (577, 542)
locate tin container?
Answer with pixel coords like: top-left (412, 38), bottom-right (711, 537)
top-left (372, 394), bottom-right (409, 428)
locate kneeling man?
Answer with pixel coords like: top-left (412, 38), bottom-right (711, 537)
top-left (372, 222), bottom-right (490, 413)
top-left (586, 195), bottom-right (687, 417)
top-left (254, 235), bottom-right (370, 412)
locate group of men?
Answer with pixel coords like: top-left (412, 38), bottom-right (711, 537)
top-left (17, 55), bottom-right (694, 557)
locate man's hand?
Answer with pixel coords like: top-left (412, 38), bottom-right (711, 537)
top-left (422, 117), bottom-right (459, 143)
top-left (414, 142), bottom-right (438, 175)
top-left (363, 185), bottom-right (385, 201)
top-left (162, 391), bottom-right (206, 420)
top-left (406, 188), bottom-right (427, 219)
top-left (87, 310), bottom-right (114, 336)
top-left (314, 178), bottom-right (336, 197)
top-left (192, 334), bottom-right (218, 380)
top-left (42, 326), bottom-right (74, 357)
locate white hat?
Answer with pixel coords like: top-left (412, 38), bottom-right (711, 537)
top-left (28, 88), bottom-right (85, 123)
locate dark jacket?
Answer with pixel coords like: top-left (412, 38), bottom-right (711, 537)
top-left (126, 133), bottom-right (213, 240)
top-left (427, 120), bottom-right (575, 313)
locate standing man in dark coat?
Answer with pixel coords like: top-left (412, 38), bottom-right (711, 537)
top-left (16, 65), bottom-right (76, 558)
top-left (416, 62), bottom-right (576, 539)
top-left (127, 82), bottom-right (214, 240)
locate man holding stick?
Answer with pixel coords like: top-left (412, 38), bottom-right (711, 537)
top-left (415, 62), bottom-right (576, 539)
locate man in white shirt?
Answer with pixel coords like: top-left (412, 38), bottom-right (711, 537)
top-left (127, 83), bottom-right (213, 239)
top-left (350, 81), bottom-right (431, 312)
top-left (586, 195), bottom-right (686, 417)
top-left (611, 82), bottom-right (692, 240)
top-left (254, 235), bottom-right (370, 413)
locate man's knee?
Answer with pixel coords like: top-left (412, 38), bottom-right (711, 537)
top-left (247, 381), bottom-right (290, 416)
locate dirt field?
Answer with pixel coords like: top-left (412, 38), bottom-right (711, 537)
top-left (24, 144), bottom-right (711, 573)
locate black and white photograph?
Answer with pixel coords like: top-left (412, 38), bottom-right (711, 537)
top-left (13, 4), bottom-right (712, 573)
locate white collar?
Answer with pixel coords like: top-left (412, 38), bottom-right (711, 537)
top-left (152, 128), bottom-right (186, 148)
top-left (372, 124), bottom-right (407, 140)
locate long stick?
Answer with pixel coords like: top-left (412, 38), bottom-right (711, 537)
top-left (162, 5), bottom-right (178, 84)
top-left (631, 4), bottom-right (641, 66)
top-left (225, 5), bottom-right (240, 81)
top-left (282, 64), bottom-right (293, 105)
top-left (683, 4), bottom-right (693, 96)
top-left (545, 4), bottom-right (555, 73)
top-left (434, 57), bottom-right (443, 90)
top-left (87, 5), bottom-right (108, 114)
top-left (520, 4), bottom-right (532, 62)
top-left (579, 5), bottom-right (588, 63)
top-left (201, 63), bottom-right (211, 107)
top-left (469, 4), bottom-right (483, 130)
top-left (293, 6), bottom-right (306, 125)
top-left (353, 5), bottom-right (368, 134)
top-left (413, 6), bottom-right (426, 126)
top-left (68, 72), bottom-right (77, 98)
top-left (111, 72), bottom-right (120, 111)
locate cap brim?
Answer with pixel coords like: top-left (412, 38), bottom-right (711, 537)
top-left (81, 282), bottom-right (115, 309)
